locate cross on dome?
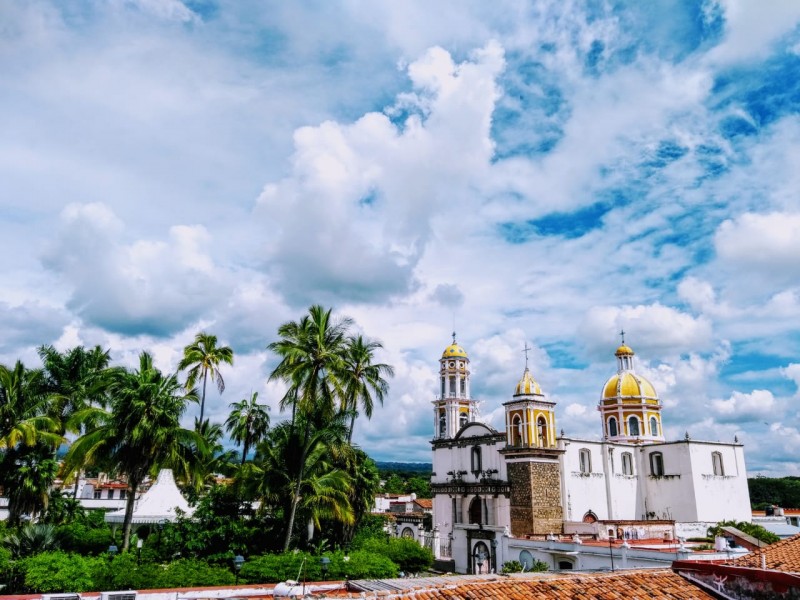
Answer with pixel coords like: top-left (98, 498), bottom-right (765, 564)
top-left (522, 342), bottom-right (531, 369)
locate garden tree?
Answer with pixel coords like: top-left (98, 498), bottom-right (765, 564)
top-left (267, 305), bottom-right (353, 551)
top-left (406, 476), bottom-right (432, 499)
top-left (240, 417), bottom-right (354, 549)
top-left (188, 418), bottom-right (238, 491)
top-left (0, 361), bottom-right (60, 450)
top-left (38, 344), bottom-right (115, 496)
top-left (178, 332), bottom-right (234, 424)
top-left (64, 352), bottom-right (207, 551)
top-left (342, 335), bottom-right (393, 443)
top-left (3, 523), bottom-right (60, 558)
top-left (329, 447), bottom-right (381, 545)
top-left (225, 392), bottom-right (270, 465)
top-left (707, 520), bottom-right (780, 544)
top-left (382, 474), bottom-right (405, 494)
top-left (0, 443), bottom-right (59, 524)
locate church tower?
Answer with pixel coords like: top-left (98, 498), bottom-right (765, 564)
top-left (432, 333), bottom-right (477, 440)
top-left (598, 335), bottom-right (665, 443)
top-left (500, 346), bottom-right (564, 536)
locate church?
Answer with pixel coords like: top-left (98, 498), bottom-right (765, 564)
top-left (429, 335), bottom-right (752, 573)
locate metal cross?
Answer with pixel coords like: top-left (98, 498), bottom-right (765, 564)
top-left (619, 329), bottom-right (626, 345)
top-left (522, 342), bottom-right (531, 368)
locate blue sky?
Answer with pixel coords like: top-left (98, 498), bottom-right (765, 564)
top-left (2, 0), bottom-right (800, 474)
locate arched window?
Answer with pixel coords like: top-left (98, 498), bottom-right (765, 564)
top-left (439, 413), bottom-right (446, 437)
top-left (579, 449), bottom-right (592, 474)
top-left (449, 375), bottom-right (456, 397)
top-left (622, 452), bottom-right (633, 476)
top-left (441, 377), bottom-right (445, 398)
top-left (460, 377), bottom-right (466, 397)
top-left (558, 560), bottom-right (574, 570)
top-left (537, 416), bottom-right (548, 447)
top-left (628, 416), bottom-right (640, 436)
top-left (468, 496), bottom-right (483, 524)
top-left (650, 452), bottom-right (664, 476)
top-left (650, 416), bottom-right (659, 436)
top-left (582, 511), bottom-right (598, 523)
top-left (459, 411), bottom-right (468, 430)
top-left (608, 417), bottom-right (618, 437)
top-left (512, 415), bottom-right (523, 446)
top-left (712, 451), bottom-right (724, 476)
top-left (471, 446), bottom-right (482, 474)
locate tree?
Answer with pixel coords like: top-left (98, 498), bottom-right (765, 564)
top-left (64, 352), bottom-right (206, 551)
top-left (188, 418), bottom-right (237, 491)
top-left (225, 392), bottom-right (270, 465)
top-left (267, 305), bottom-right (352, 550)
top-left (178, 332), bottom-right (234, 424)
top-left (342, 335), bottom-right (393, 443)
top-left (0, 361), bottom-right (59, 450)
top-left (0, 443), bottom-right (59, 524)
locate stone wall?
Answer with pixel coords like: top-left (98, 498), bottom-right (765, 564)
top-left (508, 460), bottom-right (564, 535)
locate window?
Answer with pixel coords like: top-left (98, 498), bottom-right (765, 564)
top-left (628, 416), bottom-right (640, 436)
top-left (512, 415), bottom-right (523, 446)
top-left (449, 375), bottom-right (456, 397)
top-left (650, 452), bottom-right (664, 476)
top-left (608, 417), bottom-right (618, 437)
top-left (120, 490), bottom-right (127, 500)
top-left (537, 416), bottom-right (548, 447)
top-left (460, 377), bottom-right (466, 396)
top-left (712, 451), bottom-right (724, 476)
top-left (452, 497), bottom-right (459, 524)
top-left (468, 496), bottom-right (483, 524)
top-left (439, 413), bottom-right (446, 437)
top-left (582, 511), bottom-right (597, 523)
top-left (622, 452), bottom-right (633, 476)
top-left (107, 489), bottom-right (114, 499)
top-left (558, 560), bottom-right (574, 570)
top-left (471, 446), bottom-right (482, 474)
top-left (441, 377), bottom-right (445, 398)
top-left (93, 490), bottom-right (102, 499)
top-left (650, 416), bottom-right (659, 436)
top-left (579, 449), bottom-right (592, 474)
top-left (459, 411), bottom-right (468, 429)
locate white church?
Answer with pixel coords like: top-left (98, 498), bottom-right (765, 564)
top-left (426, 335), bottom-right (752, 573)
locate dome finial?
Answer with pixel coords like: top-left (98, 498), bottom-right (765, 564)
top-left (452, 330), bottom-right (457, 344)
top-left (620, 328), bottom-right (625, 345)
top-left (522, 342), bottom-right (531, 369)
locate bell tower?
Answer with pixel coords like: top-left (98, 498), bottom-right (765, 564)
top-left (432, 333), bottom-right (477, 440)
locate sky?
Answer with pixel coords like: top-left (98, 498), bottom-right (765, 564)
top-left (2, 0), bottom-right (800, 475)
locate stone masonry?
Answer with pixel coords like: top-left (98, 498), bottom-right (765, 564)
top-left (508, 459), bottom-right (564, 535)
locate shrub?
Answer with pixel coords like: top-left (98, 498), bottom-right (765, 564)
top-left (359, 538), bottom-right (433, 573)
top-left (501, 560), bottom-right (523, 574)
top-left (19, 551), bottom-right (103, 593)
top-left (56, 522), bottom-right (115, 555)
top-left (707, 521), bottom-right (780, 545)
top-left (240, 550), bottom-right (397, 584)
top-left (157, 559), bottom-right (236, 588)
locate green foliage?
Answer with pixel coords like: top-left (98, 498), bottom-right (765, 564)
top-left (18, 551), bottom-right (103, 593)
top-left (349, 514), bottom-right (391, 549)
top-left (501, 560), bottom-right (523, 573)
top-left (382, 474), bottom-right (405, 494)
top-left (530, 559), bottom-right (549, 572)
top-left (708, 520), bottom-right (781, 544)
top-left (56, 522), bottom-right (115, 555)
top-left (4, 523), bottom-right (60, 558)
top-left (42, 490), bottom-right (87, 525)
top-left (379, 472), bottom-right (432, 499)
top-left (749, 476), bottom-right (800, 510)
top-left (406, 476), bottom-right (431, 499)
top-left (359, 537), bottom-right (433, 573)
top-left (239, 550), bottom-right (397, 584)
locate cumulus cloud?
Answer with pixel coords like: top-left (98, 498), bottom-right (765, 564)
top-left (255, 42), bottom-right (505, 306)
top-left (715, 212), bottom-right (800, 281)
top-left (709, 0), bottom-right (800, 63)
top-left (711, 389), bottom-right (775, 422)
top-left (42, 203), bottom-right (228, 336)
top-left (579, 303), bottom-right (713, 358)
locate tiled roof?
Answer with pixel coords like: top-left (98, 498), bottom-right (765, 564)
top-left (414, 499), bottom-right (433, 509)
top-left (338, 570), bottom-right (713, 599)
top-left (728, 533), bottom-right (800, 572)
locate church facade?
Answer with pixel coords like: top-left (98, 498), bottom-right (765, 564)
top-left (430, 336), bottom-right (752, 573)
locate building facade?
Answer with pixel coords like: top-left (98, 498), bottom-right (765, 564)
top-left (430, 337), bottom-right (752, 573)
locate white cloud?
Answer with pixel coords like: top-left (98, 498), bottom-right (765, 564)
top-left (711, 389), bottom-right (775, 422)
top-left (715, 212), bottom-right (800, 280)
top-left (709, 0), bottom-right (800, 63)
top-left (782, 364), bottom-right (800, 395)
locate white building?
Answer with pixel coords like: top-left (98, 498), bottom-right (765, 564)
top-left (430, 336), bottom-right (752, 574)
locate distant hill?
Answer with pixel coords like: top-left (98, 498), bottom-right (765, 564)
top-left (376, 461), bottom-right (432, 474)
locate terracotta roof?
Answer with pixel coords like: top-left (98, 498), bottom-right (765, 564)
top-left (728, 533), bottom-right (800, 572)
top-left (336, 570), bottom-right (712, 599)
top-left (414, 498), bottom-right (433, 509)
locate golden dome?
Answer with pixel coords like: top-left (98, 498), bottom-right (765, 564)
top-left (602, 372), bottom-right (658, 401)
top-left (615, 344), bottom-right (635, 356)
top-left (514, 368), bottom-right (542, 396)
top-left (442, 343), bottom-right (468, 359)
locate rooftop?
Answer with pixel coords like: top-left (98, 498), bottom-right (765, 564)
top-left (727, 532), bottom-right (800, 572)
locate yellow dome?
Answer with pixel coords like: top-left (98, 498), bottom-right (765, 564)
top-left (442, 343), bottom-right (468, 359)
top-left (615, 344), bottom-right (635, 356)
top-left (602, 372), bottom-right (658, 401)
top-left (514, 368), bottom-right (542, 396)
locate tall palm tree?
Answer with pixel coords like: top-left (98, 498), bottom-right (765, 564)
top-left (189, 417), bottom-right (237, 490)
top-left (225, 392), bottom-right (270, 465)
top-left (0, 442), bottom-right (59, 524)
top-left (64, 352), bottom-right (205, 551)
top-left (178, 332), bottom-right (234, 423)
top-left (0, 361), bottom-right (59, 450)
top-left (267, 305), bottom-right (352, 550)
top-left (38, 344), bottom-right (115, 496)
top-left (342, 335), bottom-right (393, 442)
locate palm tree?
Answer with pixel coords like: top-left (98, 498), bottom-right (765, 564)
top-left (240, 419), bottom-right (353, 546)
top-left (342, 335), bottom-right (393, 442)
top-left (189, 418), bottom-right (237, 490)
top-left (0, 361), bottom-right (60, 450)
top-left (178, 332), bottom-right (234, 424)
top-left (267, 305), bottom-right (352, 550)
top-left (0, 442), bottom-right (59, 524)
top-left (225, 392), bottom-right (270, 465)
top-left (64, 352), bottom-right (206, 551)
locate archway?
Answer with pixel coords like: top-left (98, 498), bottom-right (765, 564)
top-left (468, 496), bottom-right (482, 524)
top-left (472, 541), bottom-right (490, 574)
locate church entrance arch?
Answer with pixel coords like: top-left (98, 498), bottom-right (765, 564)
top-left (468, 495), bottom-right (482, 524)
top-left (472, 541), bottom-right (490, 574)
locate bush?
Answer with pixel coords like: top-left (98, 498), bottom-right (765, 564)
top-left (359, 538), bottom-right (433, 573)
top-left (19, 551), bottom-right (103, 593)
top-left (240, 550), bottom-right (397, 584)
top-left (707, 521), bottom-right (780, 545)
top-left (56, 523), bottom-right (115, 555)
top-left (93, 553), bottom-right (236, 591)
top-left (501, 560), bottom-right (523, 574)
